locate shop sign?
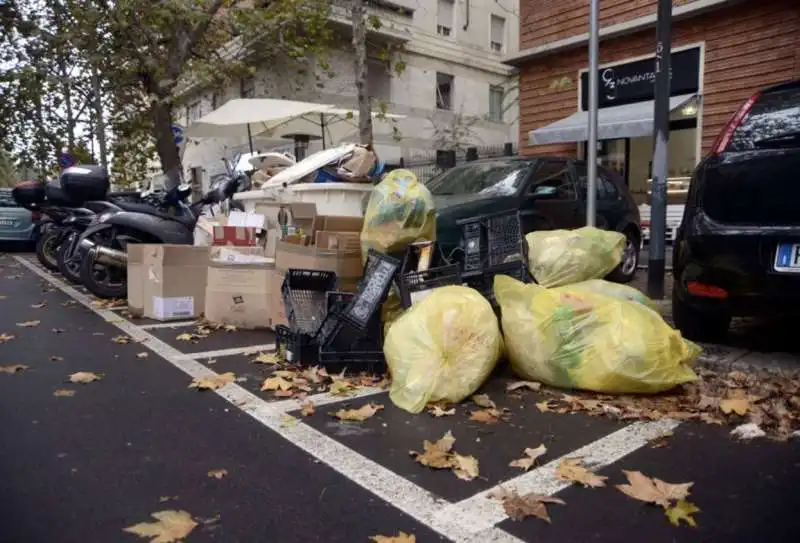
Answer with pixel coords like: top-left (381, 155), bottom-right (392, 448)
top-left (580, 47), bottom-right (700, 110)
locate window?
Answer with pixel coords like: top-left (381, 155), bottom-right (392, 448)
top-left (211, 90), bottom-right (223, 110)
top-left (436, 72), bottom-right (453, 110)
top-left (367, 60), bottom-right (391, 102)
top-left (186, 101), bottom-right (202, 124)
top-left (728, 85), bottom-right (800, 151)
top-left (573, 162), bottom-right (619, 201)
top-left (437, 0), bottom-right (454, 37)
top-left (489, 85), bottom-right (504, 123)
top-left (530, 160), bottom-right (575, 200)
top-left (426, 160), bottom-right (532, 196)
top-left (240, 75), bottom-right (255, 98)
top-left (490, 15), bottom-right (505, 53)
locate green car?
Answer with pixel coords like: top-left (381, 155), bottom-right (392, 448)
top-left (0, 188), bottom-right (39, 243)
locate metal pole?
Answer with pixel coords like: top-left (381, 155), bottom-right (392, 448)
top-left (246, 123), bottom-right (254, 154)
top-left (586, 0), bottom-right (600, 227)
top-left (647, 0), bottom-right (672, 300)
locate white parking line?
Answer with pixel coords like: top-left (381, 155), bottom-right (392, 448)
top-left (175, 344), bottom-right (276, 360)
top-left (139, 320), bottom-right (198, 330)
top-left (15, 255), bottom-right (525, 543)
top-left (270, 386), bottom-right (387, 412)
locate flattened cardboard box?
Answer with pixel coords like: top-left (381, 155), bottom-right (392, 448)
top-left (205, 246), bottom-right (274, 329)
top-left (126, 244), bottom-right (147, 317)
top-left (143, 245), bottom-right (209, 321)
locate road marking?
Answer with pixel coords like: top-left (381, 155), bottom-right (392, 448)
top-left (14, 255), bottom-right (525, 543)
top-left (435, 418), bottom-right (681, 533)
top-left (139, 320), bottom-right (198, 330)
top-left (270, 386), bottom-right (387, 412)
top-left (175, 344), bottom-right (276, 360)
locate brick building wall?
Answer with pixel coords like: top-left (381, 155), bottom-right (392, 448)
top-left (517, 0), bottom-right (800, 157)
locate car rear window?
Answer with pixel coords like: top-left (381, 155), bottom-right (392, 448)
top-left (0, 190), bottom-right (18, 208)
top-left (727, 84), bottom-right (800, 151)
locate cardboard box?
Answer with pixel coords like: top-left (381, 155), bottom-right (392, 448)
top-left (143, 245), bottom-right (209, 321)
top-left (212, 225), bottom-right (258, 246)
top-left (314, 215), bottom-right (363, 233)
top-left (126, 245), bottom-right (147, 317)
top-left (275, 240), bottom-right (363, 287)
top-left (205, 246), bottom-right (274, 329)
top-left (315, 231), bottom-right (361, 250)
top-left (269, 269), bottom-right (288, 328)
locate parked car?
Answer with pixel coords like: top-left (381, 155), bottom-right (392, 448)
top-left (431, 156), bottom-right (642, 283)
top-left (0, 187), bottom-right (40, 244)
top-left (672, 79), bottom-right (800, 340)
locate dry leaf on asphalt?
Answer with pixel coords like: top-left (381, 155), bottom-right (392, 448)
top-left (410, 431), bottom-right (480, 481)
top-left (207, 468), bottom-right (228, 479)
top-left (136, 352), bottom-right (149, 359)
top-left (719, 397), bottom-right (749, 416)
top-left (666, 499), bottom-right (701, 527)
top-left (371, 532), bottom-right (416, 543)
top-left (555, 458), bottom-right (608, 488)
top-left (489, 487), bottom-right (565, 523)
top-left (535, 400), bottom-right (553, 413)
top-left (471, 393), bottom-right (496, 409)
top-left (111, 335), bottom-right (131, 344)
top-left (329, 380), bottom-right (355, 396)
top-left (69, 371), bottom-right (102, 384)
top-left (300, 401), bottom-right (315, 417)
top-left (452, 453), bottom-right (480, 481)
top-left (616, 470), bottom-right (693, 508)
top-left (509, 445), bottom-right (548, 471)
top-left (30, 302), bottom-right (47, 308)
top-left (16, 320), bottom-right (40, 327)
top-left (506, 381), bottom-right (541, 392)
top-left (252, 351), bottom-right (281, 365)
top-left (175, 333), bottom-right (194, 342)
top-left (0, 364), bottom-right (29, 374)
top-left (261, 376), bottom-right (294, 392)
top-left (0, 333), bottom-right (14, 343)
top-left (54, 389), bottom-right (75, 397)
top-left (189, 372), bottom-right (235, 391)
top-left (123, 509), bottom-right (198, 542)
top-left (333, 403), bottom-right (384, 422)
top-left (427, 405), bottom-right (456, 417)
top-left (470, 409), bottom-right (500, 424)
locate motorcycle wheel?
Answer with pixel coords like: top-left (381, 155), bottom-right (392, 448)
top-left (35, 228), bottom-right (61, 272)
top-left (79, 250), bottom-right (127, 299)
top-left (56, 231), bottom-right (82, 284)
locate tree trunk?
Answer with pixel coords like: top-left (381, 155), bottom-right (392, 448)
top-left (351, 0), bottom-right (373, 145)
top-left (91, 68), bottom-right (108, 170)
top-left (151, 99), bottom-right (182, 189)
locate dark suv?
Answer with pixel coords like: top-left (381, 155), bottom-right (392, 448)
top-left (673, 80), bottom-right (800, 340)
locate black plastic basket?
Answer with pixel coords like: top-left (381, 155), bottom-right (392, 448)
top-left (457, 210), bottom-right (526, 278)
top-left (281, 269), bottom-right (339, 336)
top-left (395, 242), bottom-right (462, 308)
top-left (275, 324), bottom-right (318, 366)
top-left (465, 260), bottom-right (532, 315)
top-left (339, 250), bottom-right (400, 331)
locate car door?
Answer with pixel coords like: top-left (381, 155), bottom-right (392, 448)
top-left (572, 161), bottom-right (615, 230)
top-left (520, 159), bottom-right (586, 233)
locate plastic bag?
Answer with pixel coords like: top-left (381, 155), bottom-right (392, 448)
top-left (559, 279), bottom-right (661, 314)
top-left (361, 169), bottom-right (436, 261)
top-left (384, 286), bottom-right (502, 413)
top-left (494, 275), bottom-right (699, 394)
top-left (526, 227), bottom-right (625, 287)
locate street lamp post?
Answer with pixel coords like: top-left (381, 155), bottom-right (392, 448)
top-left (586, 0), bottom-right (600, 227)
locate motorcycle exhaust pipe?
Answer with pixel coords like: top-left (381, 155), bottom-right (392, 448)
top-left (92, 246), bottom-right (128, 268)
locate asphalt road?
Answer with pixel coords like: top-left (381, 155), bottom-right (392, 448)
top-left (1, 249), bottom-right (799, 543)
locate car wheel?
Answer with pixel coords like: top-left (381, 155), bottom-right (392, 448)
top-left (672, 286), bottom-right (731, 342)
top-left (607, 229), bottom-right (639, 283)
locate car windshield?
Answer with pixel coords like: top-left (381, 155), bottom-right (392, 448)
top-left (0, 189), bottom-right (17, 208)
top-left (426, 161), bottom-right (531, 197)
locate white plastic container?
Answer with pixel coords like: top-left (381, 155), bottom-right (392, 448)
top-left (233, 182), bottom-right (373, 217)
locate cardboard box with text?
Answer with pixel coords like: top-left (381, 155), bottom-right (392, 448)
top-left (143, 245), bottom-right (209, 321)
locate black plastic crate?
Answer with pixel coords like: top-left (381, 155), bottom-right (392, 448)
top-left (396, 242), bottom-right (461, 308)
top-left (457, 210), bottom-right (526, 278)
top-left (466, 260), bottom-right (532, 312)
top-left (281, 269), bottom-right (339, 335)
top-left (275, 324), bottom-right (318, 365)
top-left (318, 319), bottom-right (385, 372)
top-left (340, 250), bottom-right (401, 331)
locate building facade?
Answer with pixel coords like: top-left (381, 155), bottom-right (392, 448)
top-left (181, 0), bottom-right (520, 182)
top-left (508, 0), bottom-right (800, 205)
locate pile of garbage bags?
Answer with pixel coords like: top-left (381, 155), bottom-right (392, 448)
top-left (359, 172), bottom-right (699, 414)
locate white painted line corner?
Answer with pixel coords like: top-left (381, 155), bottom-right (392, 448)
top-left (139, 320), bottom-right (198, 330)
top-left (174, 344), bottom-right (276, 360)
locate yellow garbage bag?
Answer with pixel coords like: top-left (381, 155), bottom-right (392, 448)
top-left (494, 275), bottom-right (699, 394)
top-left (361, 169), bottom-right (436, 262)
top-left (384, 286), bottom-right (502, 413)
top-left (558, 279), bottom-right (661, 314)
top-left (526, 226), bottom-right (625, 287)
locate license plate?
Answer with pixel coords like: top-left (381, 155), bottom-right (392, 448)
top-left (0, 219), bottom-right (15, 227)
top-left (774, 243), bottom-right (800, 272)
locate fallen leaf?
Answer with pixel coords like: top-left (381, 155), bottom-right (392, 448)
top-left (123, 509), bottom-right (198, 542)
top-left (261, 376), bottom-right (294, 392)
top-left (555, 458), bottom-right (608, 488)
top-left (720, 397), bottom-right (749, 416)
top-left (189, 372), bottom-right (235, 391)
top-left (370, 532), bottom-right (416, 543)
top-left (470, 409), bottom-right (500, 424)
top-left (175, 333), bottom-right (194, 342)
top-left (472, 393), bottom-right (496, 409)
top-left (329, 380), bottom-right (354, 396)
top-left (300, 401), bottom-right (315, 417)
top-left (69, 371), bottom-right (102, 384)
top-left (0, 364), bottom-right (29, 374)
top-left (489, 487), bottom-right (565, 523)
top-left (280, 414), bottom-right (298, 427)
top-left (535, 401), bottom-right (552, 413)
top-left (136, 352), bottom-right (149, 359)
top-left (616, 470), bottom-right (693, 508)
top-left (334, 403), bottom-right (384, 421)
top-left (509, 445), bottom-right (548, 471)
top-left (252, 351), bottom-right (281, 365)
top-left (0, 333), bottom-right (14, 343)
top-left (452, 453), bottom-right (480, 481)
top-left (16, 320), bottom-right (40, 327)
top-left (730, 422), bottom-right (766, 440)
top-left (158, 496), bottom-right (178, 503)
top-left (427, 405), bottom-right (456, 417)
top-left (30, 302), bottom-right (47, 308)
top-left (49, 356), bottom-right (64, 362)
top-left (410, 431), bottom-right (456, 469)
top-left (666, 499), bottom-right (700, 527)
top-left (54, 389), bottom-right (75, 397)
top-left (506, 381), bottom-right (541, 392)
top-left (207, 468), bottom-right (228, 480)
top-left (111, 335), bottom-right (131, 344)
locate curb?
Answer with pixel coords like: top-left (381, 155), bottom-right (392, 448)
top-left (696, 347), bottom-right (800, 376)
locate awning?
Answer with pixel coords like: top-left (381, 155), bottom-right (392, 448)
top-left (529, 94), bottom-right (697, 145)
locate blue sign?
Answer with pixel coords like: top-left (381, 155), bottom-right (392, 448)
top-left (58, 153), bottom-right (75, 168)
top-left (172, 125), bottom-right (185, 145)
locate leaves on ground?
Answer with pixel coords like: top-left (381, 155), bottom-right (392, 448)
top-left (555, 458), bottom-right (608, 488)
top-left (123, 509), bottom-right (198, 542)
top-left (617, 470), bottom-right (698, 527)
top-left (207, 468), bottom-right (228, 479)
top-left (370, 532), bottom-right (416, 543)
top-left (30, 302), bottom-right (47, 308)
top-left (189, 373), bottom-right (235, 391)
top-left (506, 381), bottom-right (541, 392)
top-left (720, 396), bottom-right (749, 416)
top-left (666, 499), bottom-right (701, 527)
top-left (93, 298), bottom-right (126, 309)
top-left (16, 320), bottom-right (40, 327)
top-left (252, 351), bottom-right (282, 365)
top-left (333, 403), bottom-right (384, 422)
top-left (175, 333), bottom-right (198, 342)
top-left (300, 401), bottom-right (315, 417)
top-left (489, 487), bottom-right (565, 523)
top-left (470, 409), bottom-right (500, 424)
top-left (0, 364), bottom-right (29, 374)
top-left (329, 379), bottom-right (355, 396)
top-left (509, 445), bottom-right (547, 471)
top-left (410, 431), bottom-right (480, 481)
top-left (69, 371), bottom-right (102, 384)
top-left (54, 389), bottom-right (75, 397)
top-left (261, 376), bottom-right (294, 392)
top-left (136, 352), bottom-right (149, 359)
top-left (427, 404), bottom-right (456, 417)
top-left (111, 335), bottom-right (131, 344)
top-left (471, 393), bottom-right (496, 409)
top-left (0, 332), bottom-right (15, 343)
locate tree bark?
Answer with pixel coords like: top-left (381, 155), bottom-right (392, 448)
top-left (151, 99), bottom-right (181, 189)
top-left (351, 0), bottom-right (373, 145)
top-left (91, 67), bottom-right (108, 170)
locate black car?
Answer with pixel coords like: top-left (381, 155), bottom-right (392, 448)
top-left (431, 156), bottom-right (642, 283)
top-left (672, 79), bottom-right (800, 340)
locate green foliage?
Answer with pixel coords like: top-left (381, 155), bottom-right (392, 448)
top-left (0, 149), bottom-right (17, 188)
